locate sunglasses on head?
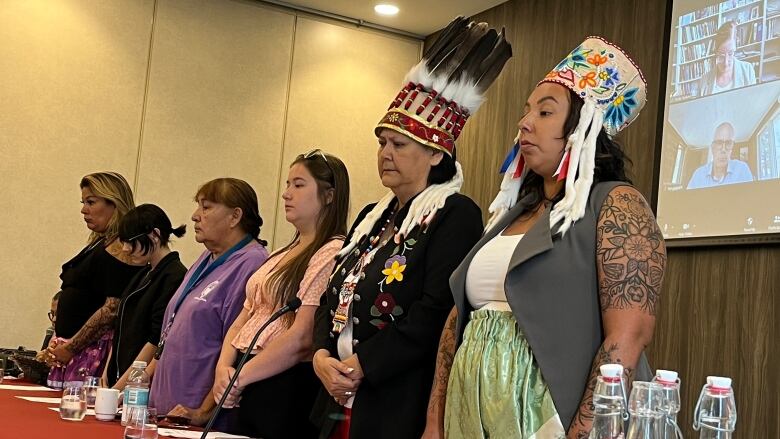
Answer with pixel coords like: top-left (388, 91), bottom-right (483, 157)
top-left (299, 149), bottom-right (335, 187)
top-left (302, 148), bottom-right (328, 162)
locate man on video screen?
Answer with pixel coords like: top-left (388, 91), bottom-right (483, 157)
top-left (687, 122), bottom-right (753, 189)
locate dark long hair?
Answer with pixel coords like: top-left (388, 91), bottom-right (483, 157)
top-left (428, 148), bottom-right (457, 185)
top-left (263, 151), bottom-right (350, 325)
top-left (118, 204), bottom-right (186, 256)
top-left (518, 89), bottom-right (632, 209)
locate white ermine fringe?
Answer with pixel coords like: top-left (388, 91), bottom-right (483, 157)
top-left (337, 162), bottom-right (464, 259)
top-left (550, 101), bottom-right (603, 235)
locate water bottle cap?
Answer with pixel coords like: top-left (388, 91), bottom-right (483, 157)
top-left (600, 363), bottom-right (623, 378)
top-left (707, 376), bottom-right (732, 389)
top-left (655, 369), bottom-right (678, 383)
top-left (132, 360), bottom-right (148, 368)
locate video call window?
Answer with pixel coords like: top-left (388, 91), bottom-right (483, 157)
top-left (671, 0), bottom-right (780, 102)
top-left (658, 0), bottom-right (780, 240)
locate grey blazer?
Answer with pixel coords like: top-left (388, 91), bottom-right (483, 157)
top-left (449, 181), bottom-right (652, 430)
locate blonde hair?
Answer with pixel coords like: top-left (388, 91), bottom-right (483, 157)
top-left (80, 172), bottom-right (135, 245)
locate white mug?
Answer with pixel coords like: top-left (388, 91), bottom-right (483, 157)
top-left (94, 388), bottom-right (120, 421)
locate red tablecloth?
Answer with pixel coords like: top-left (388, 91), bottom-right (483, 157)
top-left (0, 379), bottom-right (192, 439)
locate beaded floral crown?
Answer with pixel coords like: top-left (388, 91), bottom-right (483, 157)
top-left (488, 37), bottom-right (647, 234)
top-left (540, 36), bottom-right (647, 136)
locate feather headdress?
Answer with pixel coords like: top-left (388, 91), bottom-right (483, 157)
top-left (339, 17), bottom-right (512, 258)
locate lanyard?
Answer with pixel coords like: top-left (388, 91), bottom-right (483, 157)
top-left (171, 234), bottom-right (254, 317)
top-left (155, 235), bottom-right (253, 360)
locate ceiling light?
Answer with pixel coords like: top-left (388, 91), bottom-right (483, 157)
top-left (374, 4), bottom-right (399, 16)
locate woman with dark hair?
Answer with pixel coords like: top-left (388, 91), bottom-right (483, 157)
top-left (150, 178), bottom-right (269, 427)
top-left (424, 38), bottom-right (666, 438)
top-left (311, 18), bottom-right (511, 439)
top-left (106, 204), bottom-right (187, 391)
top-left (698, 21), bottom-right (757, 96)
top-left (46, 172), bottom-right (143, 388)
top-left (213, 150), bottom-right (350, 438)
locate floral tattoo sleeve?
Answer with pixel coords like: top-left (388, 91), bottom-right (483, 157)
top-left (596, 188), bottom-right (665, 315)
top-left (569, 186), bottom-right (665, 438)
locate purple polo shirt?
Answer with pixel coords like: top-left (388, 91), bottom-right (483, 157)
top-left (149, 241), bottom-right (268, 415)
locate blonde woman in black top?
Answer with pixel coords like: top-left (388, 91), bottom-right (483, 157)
top-left (47, 172), bottom-right (143, 388)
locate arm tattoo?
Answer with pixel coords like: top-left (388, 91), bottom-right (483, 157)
top-left (571, 343), bottom-right (636, 435)
top-left (67, 297), bottom-right (120, 353)
top-left (427, 308), bottom-right (458, 422)
top-left (575, 343), bottom-right (619, 427)
top-left (596, 190), bottom-right (666, 316)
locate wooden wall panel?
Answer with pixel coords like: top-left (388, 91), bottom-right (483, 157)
top-left (440, 0), bottom-right (667, 208)
top-left (655, 246), bottom-right (779, 438)
top-left (429, 0), bottom-right (779, 436)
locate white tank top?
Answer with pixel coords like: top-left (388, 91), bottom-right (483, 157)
top-left (465, 232), bottom-right (524, 312)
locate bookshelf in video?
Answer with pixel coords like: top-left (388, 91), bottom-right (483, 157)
top-left (671, 0), bottom-right (780, 101)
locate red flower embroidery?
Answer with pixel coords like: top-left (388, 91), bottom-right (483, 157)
top-left (374, 293), bottom-right (396, 314)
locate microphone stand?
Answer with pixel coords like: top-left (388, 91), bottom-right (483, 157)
top-left (200, 297), bottom-right (302, 439)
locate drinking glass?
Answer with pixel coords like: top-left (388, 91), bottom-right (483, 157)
top-left (124, 406), bottom-right (158, 439)
top-left (83, 376), bottom-right (99, 408)
top-left (59, 386), bottom-right (87, 421)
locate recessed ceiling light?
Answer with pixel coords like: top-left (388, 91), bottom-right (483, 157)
top-left (374, 4), bottom-right (399, 16)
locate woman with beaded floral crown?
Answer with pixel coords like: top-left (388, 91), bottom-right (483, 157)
top-left (424, 37), bottom-right (667, 438)
top-left (310, 17), bottom-right (512, 439)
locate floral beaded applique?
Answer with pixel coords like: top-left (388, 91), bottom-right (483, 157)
top-left (369, 238), bottom-right (417, 328)
top-left (541, 36), bottom-right (646, 135)
top-left (382, 255), bottom-right (406, 283)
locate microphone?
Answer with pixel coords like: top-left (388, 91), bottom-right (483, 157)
top-left (201, 297), bottom-right (302, 438)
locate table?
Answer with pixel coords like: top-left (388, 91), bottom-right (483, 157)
top-left (0, 378), bottom-right (202, 438)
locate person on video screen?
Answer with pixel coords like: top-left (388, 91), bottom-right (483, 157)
top-left (698, 21), bottom-right (757, 96)
top-left (687, 122), bottom-right (754, 189)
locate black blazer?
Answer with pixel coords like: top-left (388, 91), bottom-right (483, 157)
top-left (311, 193), bottom-right (483, 439)
top-left (107, 251), bottom-right (186, 386)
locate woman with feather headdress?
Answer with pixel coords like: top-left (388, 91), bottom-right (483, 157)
top-left (310, 17), bottom-right (512, 439)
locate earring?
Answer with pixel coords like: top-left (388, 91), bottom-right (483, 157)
top-left (553, 149), bottom-right (571, 182)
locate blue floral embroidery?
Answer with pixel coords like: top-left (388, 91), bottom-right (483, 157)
top-left (600, 67), bottom-right (620, 88)
top-left (604, 87), bottom-right (639, 128)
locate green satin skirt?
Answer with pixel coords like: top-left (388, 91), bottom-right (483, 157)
top-left (445, 309), bottom-right (565, 439)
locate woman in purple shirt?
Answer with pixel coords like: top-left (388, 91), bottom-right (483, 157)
top-left (149, 178), bottom-right (269, 427)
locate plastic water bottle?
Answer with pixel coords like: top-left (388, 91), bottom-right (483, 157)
top-left (626, 381), bottom-right (664, 439)
top-left (652, 370), bottom-right (683, 439)
top-left (121, 361), bottom-right (150, 426)
top-left (693, 376), bottom-right (736, 439)
top-left (590, 364), bottom-right (627, 439)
